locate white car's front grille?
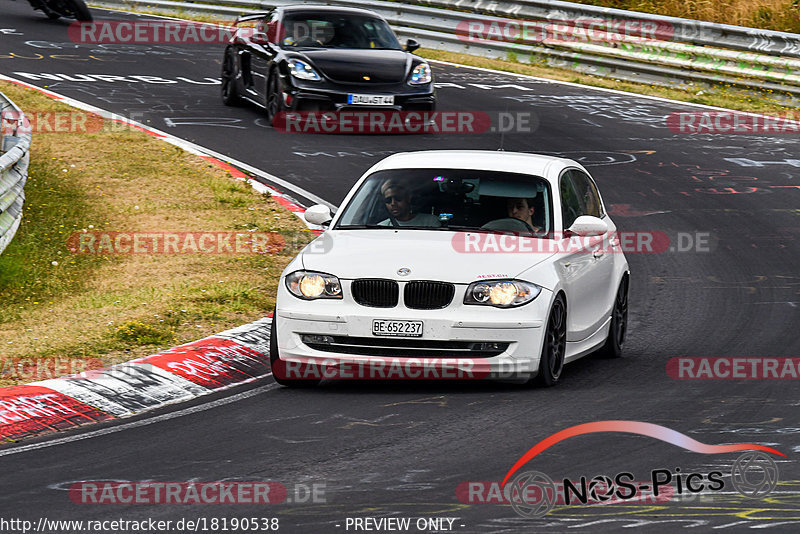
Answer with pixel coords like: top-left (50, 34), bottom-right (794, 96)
top-left (350, 279), bottom-right (455, 309)
top-left (351, 279), bottom-right (399, 308)
top-left (404, 281), bottom-right (455, 309)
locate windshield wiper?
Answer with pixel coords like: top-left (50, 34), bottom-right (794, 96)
top-left (432, 225), bottom-right (499, 233)
top-left (439, 225), bottom-right (542, 236)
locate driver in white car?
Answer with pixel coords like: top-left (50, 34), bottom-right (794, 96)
top-left (506, 197), bottom-right (541, 232)
top-left (378, 180), bottom-right (441, 227)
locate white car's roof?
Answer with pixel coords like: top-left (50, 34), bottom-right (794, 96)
top-left (368, 150), bottom-right (577, 178)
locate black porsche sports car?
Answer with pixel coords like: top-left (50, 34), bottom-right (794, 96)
top-left (221, 6), bottom-right (436, 121)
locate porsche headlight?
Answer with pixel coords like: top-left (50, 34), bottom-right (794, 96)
top-left (286, 271), bottom-right (342, 300)
top-left (288, 59), bottom-right (321, 81)
top-left (464, 280), bottom-right (541, 308)
top-left (409, 63), bottom-right (431, 85)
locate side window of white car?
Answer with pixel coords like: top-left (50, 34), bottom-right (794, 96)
top-left (560, 171), bottom-right (582, 230)
top-left (568, 170), bottom-right (604, 219)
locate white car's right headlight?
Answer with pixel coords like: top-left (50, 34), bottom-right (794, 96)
top-left (464, 280), bottom-right (541, 308)
top-left (286, 270), bottom-right (342, 300)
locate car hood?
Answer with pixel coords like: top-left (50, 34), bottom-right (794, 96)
top-left (300, 230), bottom-right (556, 284)
top-left (300, 49), bottom-right (409, 84)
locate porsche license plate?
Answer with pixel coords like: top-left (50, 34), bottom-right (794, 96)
top-left (348, 94), bottom-right (395, 106)
top-left (372, 319), bottom-right (423, 337)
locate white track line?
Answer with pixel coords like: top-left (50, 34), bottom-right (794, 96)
top-left (0, 382), bottom-right (279, 457)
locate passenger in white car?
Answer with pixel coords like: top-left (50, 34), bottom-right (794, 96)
top-left (378, 180), bottom-right (441, 227)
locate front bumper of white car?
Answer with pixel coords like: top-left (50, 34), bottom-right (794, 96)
top-left (274, 279), bottom-right (554, 381)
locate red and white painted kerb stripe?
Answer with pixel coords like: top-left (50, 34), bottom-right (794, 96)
top-left (0, 73), bottom-right (328, 443)
top-left (1, 319), bottom-right (274, 441)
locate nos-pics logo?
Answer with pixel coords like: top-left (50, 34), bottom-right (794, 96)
top-left (501, 421), bottom-right (784, 519)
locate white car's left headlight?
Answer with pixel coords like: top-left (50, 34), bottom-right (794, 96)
top-left (409, 63), bottom-right (431, 85)
top-left (286, 270), bottom-right (342, 300)
top-left (464, 280), bottom-right (541, 308)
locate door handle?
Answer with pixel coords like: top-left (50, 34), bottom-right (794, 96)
top-left (592, 249), bottom-right (604, 259)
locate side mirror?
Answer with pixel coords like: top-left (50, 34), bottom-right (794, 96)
top-left (304, 204), bottom-right (333, 226)
top-left (568, 215), bottom-right (608, 236)
top-left (405, 39), bottom-right (420, 53)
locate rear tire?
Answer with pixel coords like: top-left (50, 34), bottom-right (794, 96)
top-left (221, 49), bottom-right (241, 107)
top-left (598, 276), bottom-right (628, 359)
top-left (269, 312), bottom-right (319, 388)
top-left (534, 295), bottom-right (567, 387)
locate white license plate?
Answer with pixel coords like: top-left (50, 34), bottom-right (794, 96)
top-left (348, 94), bottom-right (395, 106)
top-left (372, 319), bottom-right (423, 337)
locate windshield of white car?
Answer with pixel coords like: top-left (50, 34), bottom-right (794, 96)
top-left (334, 169), bottom-right (553, 235)
top-left (280, 14), bottom-right (401, 50)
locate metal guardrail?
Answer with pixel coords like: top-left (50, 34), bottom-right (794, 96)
top-left (0, 93), bottom-right (30, 256)
top-left (89, 0), bottom-right (800, 98)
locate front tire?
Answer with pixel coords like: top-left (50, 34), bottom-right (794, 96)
top-left (269, 313), bottom-right (319, 388)
top-left (534, 295), bottom-right (567, 387)
top-left (221, 49), bottom-right (241, 107)
top-left (265, 70), bottom-right (286, 125)
top-left (598, 276), bottom-right (628, 358)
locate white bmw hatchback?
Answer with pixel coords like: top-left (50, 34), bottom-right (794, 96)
top-left (270, 151), bottom-right (630, 387)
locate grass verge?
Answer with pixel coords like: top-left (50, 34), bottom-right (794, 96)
top-left (0, 80), bottom-right (314, 386)
top-left (574, 0), bottom-right (800, 34)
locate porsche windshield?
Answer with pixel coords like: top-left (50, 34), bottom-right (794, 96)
top-left (281, 14), bottom-right (401, 50)
top-left (335, 169), bottom-right (553, 235)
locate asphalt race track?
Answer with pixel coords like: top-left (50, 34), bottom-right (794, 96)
top-left (1, 4), bottom-right (799, 533)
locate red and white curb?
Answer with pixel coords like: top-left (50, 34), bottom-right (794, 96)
top-left (1, 317), bottom-right (274, 442)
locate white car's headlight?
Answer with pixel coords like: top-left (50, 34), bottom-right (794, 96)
top-left (288, 59), bottom-right (322, 81)
top-left (409, 63), bottom-right (431, 85)
top-left (286, 271), bottom-right (342, 300)
top-left (464, 280), bottom-right (541, 308)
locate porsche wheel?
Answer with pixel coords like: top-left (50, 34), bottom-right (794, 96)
top-left (265, 70), bottom-right (285, 125)
top-left (221, 49), bottom-right (241, 107)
